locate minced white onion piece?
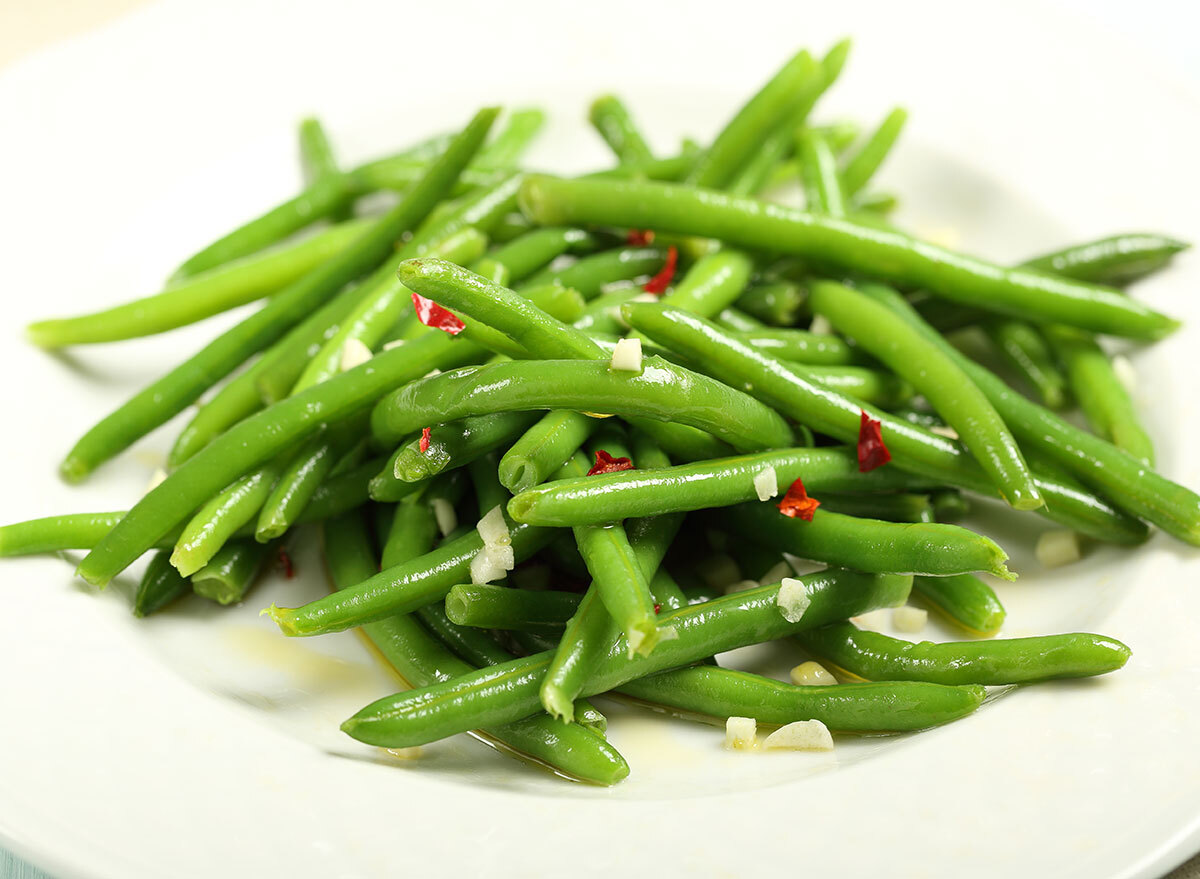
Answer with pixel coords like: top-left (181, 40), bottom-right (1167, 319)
top-left (892, 605), bottom-right (928, 633)
top-left (1036, 529), bottom-right (1082, 568)
top-left (382, 338), bottom-right (407, 351)
top-left (763, 719), bottom-right (834, 751)
top-left (776, 577), bottom-right (811, 623)
top-left (930, 424), bottom-right (960, 440)
top-left (789, 661), bottom-right (837, 686)
top-left (699, 554), bottom-right (741, 591)
top-left (610, 337), bottom-right (643, 373)
top-left (753, 466), bottom-right (779, 501)
top-left (339, 338), bottom-right (373, 371)
top-left (476, 505), bottom-right (510, 547)
top-left (759, 560), bottom-right (793, 586)
top-left (852, 608), bottom-right (892, 632)
top-left (724, 716), bottom-right (757, 751)
top-left (144, 468), bottom-right (167, 495)
top-left (431, 497), bottom-right (457, 537)
top-left (1112, 355), bottom-right (1137, 394)
top-left (808, 315), bottom-right (833, 335)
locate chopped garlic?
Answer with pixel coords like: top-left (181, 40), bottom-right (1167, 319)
top-left (726, 579), bottom-right (762, 594)
top-left (725, 716), bottom-right (757, 751)
top-left (382, 338), bottom-right (407, 351)
top-left (930, 424), bottom-right (959, 440)
top-left (610, 337), bottom-right (643, 373)
top-left (630, 292), bottom-right (659, 304)
top-left (763, 719), bottom-right (834, 751)
top-left (699, 554), bottom-right (741, 591)
top-left (424, 368), bottom-right (442, 379)
top-left (469, 544), bottom-right (514, 585)
top-left (753, 466), bottom-right (779, 501)
top-left (431, 497), bottom-right (457, 537)
top-left (1111, 355), bottom-right (1137, 394)
top-left (852, 607), bottom-right (892, 632)
top-left (339, 338), bottom-right (373, 371)
top-left (790, 661), bottom-right (838, 686)
top-left (776, 577), bottom-right (810, 623)
top-left (1036, 529), bottom-right (1082, 568)
top-left (144, 468), bottom-right (167, 495)
top-left (759, 560), bottom-right (792, 586)
top-left (808, 315), bottom-right (833, 336)
top-left (892, 605), bottom-right (928, 633)
top-left (476, 505), bottom-right (510, 547)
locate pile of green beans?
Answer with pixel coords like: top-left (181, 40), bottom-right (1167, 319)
top-left (12, 41), bottom-right (1188, 786)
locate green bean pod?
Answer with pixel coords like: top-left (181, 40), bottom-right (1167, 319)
top-left (734, 280), bottom-right (807, 327)
top-left (519, 246), bottom-right (668, 299)
top-left (191, 539), bottom-right (274, 605)
top-left (659, 250), bottom-right (754, 317)
top-left (818, 492), bottom-right (935, 523)
top-left (797, 129), bottom-right (846, 216)
top-left (297, 117), bottom-right (340, 184)
top-left (840, 107), bottom-right (908, 196)
top-left (0, 511), bottom-right (128, 557)
top-left (984, 319), bottom-right (1068, 410)
top-left (133, 549), bottom-right (192, 618)
top-left (499, 410), bottom-right (599, 493)
top-left (797, 621), bottom-right (1130, 684)
top-left (912, 573), bottom-right (1006, 636)
top-left (804, 365), bottom-right (914, 407)
top-left (444, 584), bottom-right (580, 634)
top-left (1023, 234), bottom-right (1189, 286)
top-left (589, 95), bottom-right (655, 164)
top-left (392, 412), bottom-right (539, 483)
top-left (486, 227), bottom-right (597, 282)
top-left (476, 108), bottom-right (545, 167)
top-left (340, 569), bottom-right (913, 748)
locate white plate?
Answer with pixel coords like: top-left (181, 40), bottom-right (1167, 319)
top-left (1, 1), bottom-right (1199, 876)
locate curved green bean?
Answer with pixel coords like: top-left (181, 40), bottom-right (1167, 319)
top-left (984, 319), bottom-right (1068, 410)
top-left (734, 281), bottom-right (807, 327)
top-left (797, 129), bottom-right (846, 216)
top-left (733, 327), bottom-right (871, 365)
top-left (1023, 233), bottom-right (1189, 286)
top-left (912, 573), bottom-right (1005, 636)
top-left (840, 107), bottom-right (907, 196)
top-left (445, 584), bottom-right (580, 634)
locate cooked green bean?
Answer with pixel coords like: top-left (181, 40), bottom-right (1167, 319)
top-left (804, 364), bottom-right (914, 407)
top-left (810, 280), bottom-right (1041, 510)
top-left (323, 511), bottom-right (628, 785)
top-left (623, 302), bottom-right (1147, 544)
top-left (519, 246), bottom-right (668, 299)
top-left (297, 117), bottom-right (340, 185)
top-left (732, 327), bottom-right (869, 365)
top-left (368, 440), bottom-right (427, 503)
top-left (930, 489), bottom-right (971, 522)
top-left (658, 250), bottom-right (754, 317)
top-left (370, 357), bottom-right (794, 452)
top-left (715, 306), bottom-right (767, 332)
top-left (133, 550), bottom-right (191, 618)
top-left (341, 569), bottom-right (912, 747)
top-left (520, 175), bottom-right (1180, 339)
top-left (499, 410), bottom-right (599, 493)
top-left (716, 502), bottom-right (1012, 579)
top-left (912, 573), bottom-right (1005, 636)
top-left (589, 95), bottom-right (655, 164)
top-left (572, 288), bottom-right (643, 336)
top-left (192, 539), bottom-right (274, 605)
top-left (734, 280), bottom-right (807, 327)
top-left (0, 511), bottom-right (128, 557)
top-left (1024, 233), bottom-right (1189, 286)
top-left (486, 227), bottom-right (597, 282)
top-left (984, 319), bottom-right (1068, 410)
top-left (380, 500), bottom-right (439, 571)
top-left (468, 453), bottom-right (508, 520)
top-left (28, 220), bottom-right (373, 348)
top-left (1042, 325), bottom-right (1154, 465)
top-left (797, 129), bottom-right (846, 216)
top-left (391, 412), bottom-right (538, 483)
top-left (818, 492), bottom-right (935, 523)
top-left (798, 621), bottom-right (1130, 684)
top-left (841, 107), bottom-right (907, 196)
top-left (477, 108), bottom-right (545, 167)
top-left (853, 191), bottom-right (899, 215)
top-left (445, 583), bottom-right (580, 634)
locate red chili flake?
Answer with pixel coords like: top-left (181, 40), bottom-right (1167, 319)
top-left (411, 292), bottom-right (465, 335)
top-left (642, 245), bottom-right (678, 295)
top-left (276, 547), bottom-right (295, 579)
top-left (777, 477), bottom-right (820, 522)
top-left (587, 449), bottom-right (634, 476)
top-left (653, 603), bottom-right (662, 614)
top-left (857, 410), bottom-right (892, 472)
top-left (627, 228), bottom-right (656, 246)
top-left (419, 427), bottom-right (432, 454)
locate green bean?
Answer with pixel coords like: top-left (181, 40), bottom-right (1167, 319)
top-left (818, 492), bottom-right (935, 523)
top-left (380, 501), bottom-right (439, 571)
top-left (297, 117), bottom-right (340, 185)
top-left (1042, 325), bottom-right (1154, 465)
top-left (589, 95), bottom-right (655, 164)
top-left (621, 303), bottom-right (1147, 543)
top-left (686, 49), bottom-right (823, 190)
top-left (803, 365), bottom-right (914, 407)
top-left (912, 573), bottom-right (1005, 636)
top-left (467, 452), bottom-right (509, 519)
top-left (572, 288), bottom-right (642, 335)
top-left (797, 621), bottom-right (1129, 684)
top-left (853, 191), bottom-right (899, 215)
top-left (810, 280), bottom-right (1041, 510)
top-left (77, 329), bottom-right (484, 586)
top-left (477, 108), bottom-right (545, 167)
top-left (733, 280), bottom-right (807, 327)
top-left (0, 511), bottom-right (128, 557)
top-left (191, 539), bottom-right (274, 605)
top-left (367, 440), bottom-right (427, 503)
top-left (370, 357), bottom-right (794, 452)
top-left (624, 418), bottom-right (735, 463)
top-left (445, 584), bottom-right (580, 634)
top-left (930, 489), bottom-right (971, 522)
top-left (132, 550), bottom-right (191, 618)
top-left (857, 283), bottom-right (1200, 545)
top-left (841, 107), bottom-right (907, 197)
top-left (508, 446), bottom-right (938, 527)
top-left (716, 502), bottom-right (1012, 579)
top-left (797, 129), bottom-right (846, 216)
top-left (486, 227), bottom-right (597, 282)
top-left (323, 511), bottom-right (628, 785)
top-left (270, 515), bottom-right (554, 636)
top-left (618, 667), bottom-right (983, 732)
top-left (341, 568), bottom-right (912, 747)
top-left (732, 327), bottom-right (869, 366)
top-left (28, 220), bottom-right (373, 347)
top-left (499, 410), bottom-right (599, 493)
top-left (392, 412), bottom-right (539, 483)
top-left (519, 246), bottom-right (668, 299)
top-left (715, 306), bottom-right (766, 332)
top-left (658, 250), bottom-right (754, 317)
top-left (1023, 233), bottom-right (1189, 286)
top-left (520, 175), bottom-right (1180, 340)
top-left (984, 319), bottom-right (1068, 410)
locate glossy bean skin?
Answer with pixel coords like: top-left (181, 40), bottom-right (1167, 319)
top-left (370, 357), bottom-right (795, 452)
top-left (519, 175), bottom-right (1181, 340)
top-left (714, 306), bottom-right (767, 333)
top-left (476, 108), bottom-right (545, 167)
top-left (133, 549), bottom-right (191, 618)
top-left (0, 511), bottom-right (128, 556)
top-left (27, 220), bottom-right (372, 348)
top-left (658, 250), bottom-right (754, 317)
top-left (734, 280), bottom-right (807, 327)
top-left (445, 584), bottom-right (581, 634)
top-left (589, 95), bottom-right (655, 164)
top-left (912, 573), bottom-right (1006, 636)
top-left (984, 319), bottom-right (1068, 410)
top-left (269, 517), bottom-right (555, 637)
top-left (392, 412), bottom-right (538, 483)
top-left (486, 227), bottom-right (598, 282)
top-left (508, 446), bottom-right (938, 527)
top-left (804, 364), bottom-right (914, 408)
top-left (191, 539), bottom-right (274, 605)
top-left (254, 420), bottom-right (362, 542)
top-left (818, 492), bottom-right (935, 523)
top-left (810, 280), bottom-right (1042, 510)
top-left (715, 502), bottom-right (1013, 579)
top-left (618, 667), bottom-right (984, 732)
top-left (840, 107), bottom-right (907, 196)
top-left (499, 410), bottom-right (599, 493)
top-left (857, 283), bottom-right (1200, 545)
top-left (622, 302), bottom-right (1147, 544)
top-left (797, 129), bottom-right (846, 216)
top-left (323, 512), bottom-right (629, 785)
top-left (76, 333), bottom-right (484, 586)
top-left (519, 246), bottom-right (668, 299)
top-left (297, 117), bottom-right (339, 184)
top-left (1023, 233), bottom-right (1189, 286)
top-left (340, 569), bottom-right (913, 748)
top-left (797, 621), bottom-right (1130, 684)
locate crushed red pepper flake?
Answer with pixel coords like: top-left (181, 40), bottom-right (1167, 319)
top-left (587, 449), bottom-right (634, 476)
top-left (419, 427), bottom-right (432, 454)
top-left (276, 547), bottom-right (295, 579)
top-left (857, 410), bottom-right (892, 472)
top-left (411, 292), bottom-right (465, 335)
top-left (643, 245), bottom-right (678, 295)
top-left (627, 228), bottom-right (656, 246)
top-left (777, 477), bottom-right (820, 522)
top-left (653, 603), bottom-right (662, 614)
